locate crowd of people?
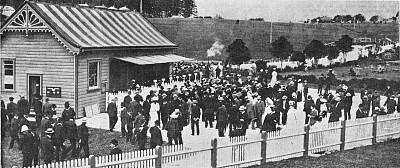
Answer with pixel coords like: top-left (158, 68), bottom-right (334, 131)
top-left (1, 95), bottom-right (89, 167)
top-left (114, 66), bottom-right (400, 150)
top-left (2, 65), bottom-right (400, 167)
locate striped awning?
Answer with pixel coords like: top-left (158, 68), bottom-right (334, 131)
top-left (115, 54), bottom-right (192, 65)
top-left (27, 2), bottom-right (176, 49)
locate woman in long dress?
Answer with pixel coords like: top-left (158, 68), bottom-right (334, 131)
top-left (149, 97), bottom-right (160, 126)
top-left (285, 101), bottom-right (301, 132)
top-left (262, 97), bottom-right (274, 124)
top-left (270, 68), bottom-right (278, 85)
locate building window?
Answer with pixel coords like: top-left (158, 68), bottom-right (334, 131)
top-left (88, 60), bottom-right (101, 90)
top-left (2, 59), bottom-right (15, 91)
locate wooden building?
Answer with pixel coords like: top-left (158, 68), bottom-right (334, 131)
top-left (0, 1), bottom-right (190, 117)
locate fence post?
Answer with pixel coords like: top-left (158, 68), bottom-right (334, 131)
top-left (89, 155), bottom-right (95, 168)
top-left (372, 115), bottom-right (378, 144)
top-left (260, 131), bottom-right (267, 164)
top-left (303, 125), bottom-right (310, 156)
top-left (155, 146), bottom-right (163, 168)
top-left (340, 120), bottom-right (346, 151)
top-left (211, 138), bottom-right (218, 168)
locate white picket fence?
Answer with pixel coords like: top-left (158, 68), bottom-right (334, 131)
top-left (24, 113), bottom-right (400, 168)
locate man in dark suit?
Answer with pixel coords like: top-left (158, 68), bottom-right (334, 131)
top-left (17, 95), bottom-right (30, 116)
top-left (150, 120), bottom-right (163, 148)
top-left (7, 97), bottom-right (17, 122)
top-left (191, 100), bottom-right (201, 135)
top-left (20, 125), bottom-right (40, 167)
top-left (280, 95), bottom-right (290, 125)
top-left (304, 95), bottom-right (315, 124)
top-left (41, 128), bottom-right (55, 164)
top-left (216, 103), bottom-right (228, 137)
top-left (77, 118), bottom-right (90, 158)
top-left (385, 95), bottom-right (397, 114)
top-left (107, 98), bottom-right (118, 132)
top-left (61, 119), bottom-right (78, 160)
top-left (329, 97), bottom-right (344, 122)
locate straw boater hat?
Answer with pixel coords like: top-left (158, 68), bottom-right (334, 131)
top-left (193, 100), bottom-right (198, 104)
top-left (321, 99), bottom-right (327, 103)
top-left (346, 93), bottom-right (352, 97)
top-left (29, 109), bottom-right (36, 116)
top-left (151, 96), bottom-right (159, 101)
top-left (45, 128), bottom-right (54, 134)
top-left (334, 97), bottom-right (341, 101)
top-left (21, 125), bottom-right (29, 132)
top-left (282, 95), bottom-right (288, 99)
top-left (170, 109), bottom-right (180, 118)
top-left (239, 106), bottom-right (246, 111)
top-left (218, 97), bottom-right (224, 101)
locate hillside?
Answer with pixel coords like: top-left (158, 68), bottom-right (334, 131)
top-left (148, 18), bottom-right (399, 60)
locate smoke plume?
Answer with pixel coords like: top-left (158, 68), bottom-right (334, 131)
top-left (207, 38), bottom-right (224, 57)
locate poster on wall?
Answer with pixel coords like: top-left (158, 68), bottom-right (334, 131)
top-left (46, 87), bottom-right (61, 98)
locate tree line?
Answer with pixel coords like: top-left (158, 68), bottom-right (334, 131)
top-left (271, 35), bottom-right (354, 63)
top-left (1, 0), bottom-right (197, 18)
top-left (308, 12), bottom-right (398, 23)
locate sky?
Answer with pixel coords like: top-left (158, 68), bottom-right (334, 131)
top-left (195, 0), bottom-right (399, 22)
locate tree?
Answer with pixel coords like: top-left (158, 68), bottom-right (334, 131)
top-left (326, 46), bottom-right (340, 60)
top-left (291, 51), bottom-right (305, 63)
top-left (271, 36), bottom-right (293, 60)
top-left (333, 15), bottom-right (344, 23)
top-left (344, 15), bottom-right (353, 22)
top-left (335, 34), bottom-right (354, 62)
top-left (226, 39), bottom-right (251, 66)
top-left (354, 14), bottom-right (365, 23)
top-left (180, 0), bottom-right (197, 18)
top-left (370, 15), bottom-right (379, 23)
top-left (303, 40), bottom-right (326, 59)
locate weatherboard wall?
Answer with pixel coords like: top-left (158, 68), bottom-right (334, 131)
top-left (0, 31), bottom-right (75, 114)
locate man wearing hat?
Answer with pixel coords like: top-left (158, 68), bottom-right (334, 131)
top-left (32, 95), bottom-right (43, 126)
top-left (77, 117), bottom-right (90, 158)
top-left (255, 95), bottom-right (265, 128)
top-left (40, 111), bottom-right (53, 137)
top-left (303, 95), bottom-right (315, 124)
top-left (279, 95), bottom-right (290, 125)
top-left (191, 100), bottom-right (201, 136)
top-left (7, 96), bottom-right (17, 122)
top-left (165, 110), bottom-right (181, 145)
top-left (343, 92), bottom-right (353, 120)
top-left (384, 95), bottom-right (397, 114)
top-left (41, 128), bottom-right (55, 164)
top-left (216, 102), bottom-right (228, 137)
top-left (61, 102), bottom-right (75, 122)
top-left (123, 91), bottom-right (132, 108)
top-left (61, 118), bottom-right (78, 160)
top-left (107, 98), bottom-right (118, 132)
top-left (356, 104), bottom-right (367, 119)
top-left (19, 125), bottom-right (40, 167)
top-left (9, 115), bottom-right (20, 149)
top-left (110, 139), bottom-right (122, 155)
top-left (42, 98), bottom-right (52, 116)
top-left (17, 94), bottom-right (30, 116)
top-left (329, 97), bottom-right (343, 122)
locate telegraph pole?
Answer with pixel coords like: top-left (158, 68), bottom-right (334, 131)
top-left (140, 0), bottom-right (143, 13)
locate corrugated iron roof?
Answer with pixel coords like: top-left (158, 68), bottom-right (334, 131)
top-left (1, 1), bottom-right (177, 52)
top-left (115, 54), bottom-right (192, 65)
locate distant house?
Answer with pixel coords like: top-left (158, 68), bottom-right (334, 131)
top-left (0, 1), bottom-right (190, 118)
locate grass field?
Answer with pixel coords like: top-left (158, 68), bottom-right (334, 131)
top-left (1, 127), bottom-right (159, 168)
top-left (148, 18), bottom-right (399, 60)
top-left (248, 138), bottom-right (400, 168)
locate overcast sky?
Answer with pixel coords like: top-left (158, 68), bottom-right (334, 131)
top-left (195, 0), bottom-right (399, 22)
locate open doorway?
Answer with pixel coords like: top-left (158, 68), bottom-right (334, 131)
top-left (28, 75), bottom-right (42, 104)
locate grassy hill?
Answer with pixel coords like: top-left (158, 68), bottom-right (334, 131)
top-left (148, 18), bottom-right (399, 60)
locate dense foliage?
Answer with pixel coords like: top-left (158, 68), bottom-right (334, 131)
top-left (271, 36), bottom-right (293, 60)
top-left (226, 39), bottom-right (251, 66)
top-left (304, 40), bottom-right (326, 59)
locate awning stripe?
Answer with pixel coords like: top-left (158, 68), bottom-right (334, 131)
top-left (37, 3), bottom-right (90, 47)
top-left (84, 9), bottom-right (124, 45)
top-left (50, 5), bottom-right (100, 46)
top-left (31, 2), bottom-right (176, 49)
top-left (122, 13), bottom-right (156, 45)
top-left (110, 12), bottom-right (150, 46)
top-left (60, 6), bottom-right (109, 46)
top-left (71, 8), bottom-right (118, 46)
top-left (130, 14), bottom-right (165, 45)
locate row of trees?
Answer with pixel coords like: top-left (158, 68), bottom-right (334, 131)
top-left (1, 0), bottom-right (197, 18)
top-left (309, 12), bottom-right (399, 23)
top-left (271, 35), bottom-right (354, 63)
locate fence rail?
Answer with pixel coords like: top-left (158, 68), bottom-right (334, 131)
top-left (25, 114), bottom-right (400, 168)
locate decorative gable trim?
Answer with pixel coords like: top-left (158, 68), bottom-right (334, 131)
top-left (1, 3), bottom-right (80, 54)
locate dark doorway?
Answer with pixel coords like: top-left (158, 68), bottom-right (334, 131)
top-left (28, 75), bottom-right (41, 104)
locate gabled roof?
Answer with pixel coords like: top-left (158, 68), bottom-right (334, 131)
top-left (1, 1), bottom-right (177, 54)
